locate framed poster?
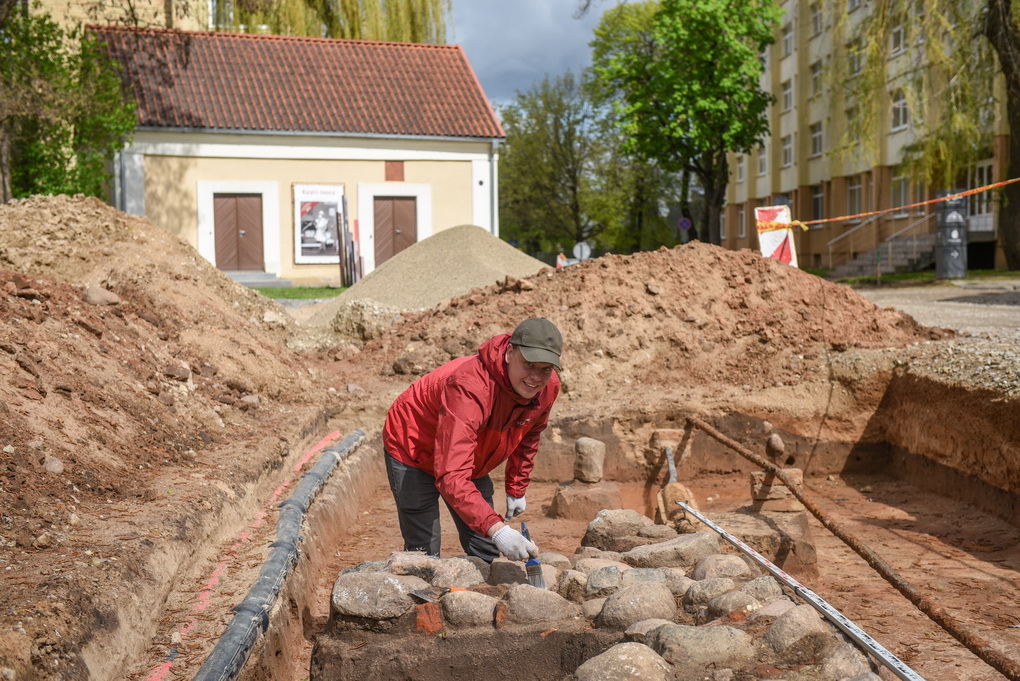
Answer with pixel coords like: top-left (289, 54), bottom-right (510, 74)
top-left (294, 184), bottom-right (344, 264)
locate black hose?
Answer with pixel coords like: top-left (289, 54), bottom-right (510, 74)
top-left (192, 429), bottom-right (366, 681)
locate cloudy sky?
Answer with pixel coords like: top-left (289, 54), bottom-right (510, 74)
top-left (450, 0), bottom-right (619, 108)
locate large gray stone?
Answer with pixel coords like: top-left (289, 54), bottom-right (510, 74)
top-left (499, 583), bottom-right (581, 625)
top-left (537, 552), bottom-right (572, 571)
top-left (742, 575), bottom-right (784, 602)
top-left (646, 623), bottom-right (755, 668)
top-left (682, 577), bottom-right (735, 610)
top-left (597, 582), bottom-right (677, 630)
top-left (623, 618), bottom-right (673, 644)
top-left (620, 531), bottom-right (719, 568)
top-left (440, 590), bottom-right (498, 627)
top-left (620, 567), bottom-right (667, 588)
top-left (386, 551), bottom-right (440, 580)
top-left (573, 642), bottom-right (673, 681)
top-left (431, 557), bottom-right (485, 588)
top-left (581, 597), bottom-right (606, 619)
top-left (821, 641), bottom-right (874, 679)
top-left (488, 558), bottom-right (527, 586)
top-left (573, 557), bottom-right (632, 576)
top-left (660, 567), bottom-right (694, 596)
top-left (712, 510), bottom-right (817, 576)
top-left (330, 572), bottom-right (430, 619)
top-left (557, 569), bottom-right (588, 603)
top-left (549, 481), bottom-right (623, 520)
top-left (582, 509), bottom-right (654, 551)
top-left (691, 554), bottom-right (752, 580)
top-left (574, 436), bottom-right (606, 483)
top-left (585, 566), bottom-right (623, 598)
top-left (766, 604), bottom-right (831, 654)
top-left (704, 591), bottom-right (760, 622)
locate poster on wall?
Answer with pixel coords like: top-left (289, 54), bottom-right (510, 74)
top-left (293, 184), bottom-right (344, 265)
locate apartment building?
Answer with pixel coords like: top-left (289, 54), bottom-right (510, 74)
top-left (723, 0), bottom-right (1007, 272)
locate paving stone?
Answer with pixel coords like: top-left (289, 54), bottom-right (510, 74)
top-left (549, 481), bottom-right (623, 520)
top-left (581, 597), bottom-right (606, 619)
top-left (620, 531), bottom-right (719, 568)
top-left (330, 572), bottom-right (430, 619)
top-left (498, 583), bottom-right (580, 626)
top-left (582, 508), bottom-right (654, 551)
top-left (573, 641), bottom-right (673, 681)
top-left (704, 591), bottom-right (760, 622)
top-left (487, 557), bottom-right (527, 585)
top-left (646, 623), bottom-right (756, 668)
top-left (386, 551), bottom-right (440, 580)
top-left (597, 582), bottom-right (677, 630)
top-left (431, 557), bottom-right (485, 588)
top-left (691, 553), bottom-right (752, 580)
top-left (440, 589), bottom-right (498, 628)
top-left (573, 436), bottom-right (606, 483)
top-left (536, 551), bottom-right (572, 570)
top-left (742, 575), bottom-right (784, 602)
top-left (620, 567), bottom-right (667, 587)
top-left (623, 618), bottom-right (673, 643)
top-left (557, 569), bottom-right (588, 603)
top-left (712, 511), bottom-right (817, 576)
top-left (573, 557), bottom-right (632, 576)
top-left (585, 565), bottom-right (623, 598)
top-left (821, 641), bottom-right (875, 679)
top-left (682, 577), bottom-right (735, 610)
top-left (766, 604), bottom-right (831, 654)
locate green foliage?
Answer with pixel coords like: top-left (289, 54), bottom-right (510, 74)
top-left (1, 10), bottom-right (136, 199)
top-left (212, 0), bottom-right (451, 42)
top-left (590, 0), bottom-right (782, 243)
top-left (498, 71), bottom-right (684, 256)
top-left (255, 286), bottom-right (346, 299)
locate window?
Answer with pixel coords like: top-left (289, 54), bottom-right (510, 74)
top-left (809, 122), bottom-right (823, 157)
top-left (848, 175), bottom-right (862, 217)
top-left (720, 213), bottom-right (727, 240)
top-left (736, 155), bottom-right (745, 182)
top-left (782, 79), bottom-right (793, 111)
top-left (970, 161), bottom-right (994, 215)
top-left (782, 23), bottom-right (794, 57)
top-left (891, 89), bottom-right (909, 130)
top-left (916, 180), bottom-right (927, 214)
top-left (738, 206), bottom-right (746, 238)
top-left (848, 40), bottom-right (863, 77)
top-left (890, 21), bottom-right (906, 55)
top-left (781, 135), bottom-right (793, 167)
top-left (810, 61), bottom-right (823, 97)
top-left (891, 172), bottom-right (909, 213)
top-left (848, 0), bottom-right (861, 11)
top-left (846, 106), bottom-right (860, 146)
top-left (758, 143), bottom-right (768, 175)
top-left (810, 2), bottom-right (823, 36)
top-left (811, 184), bottom-right (824, 220)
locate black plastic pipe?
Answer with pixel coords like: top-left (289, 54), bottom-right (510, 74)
top-left (192, 428), bottom-right (366, 681)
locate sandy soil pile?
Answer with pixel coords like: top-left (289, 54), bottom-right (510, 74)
top-left (0, 196), bottom-right (349, 679)
top-left (342, 243), bottom-right (949, 411)
top-left (330, 224), bottom-right (547, 310)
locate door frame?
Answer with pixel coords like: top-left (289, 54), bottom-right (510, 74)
top-left (198, 180), bottom-right (280, 274)
top-left (357, 183), bottom-right (431, 275)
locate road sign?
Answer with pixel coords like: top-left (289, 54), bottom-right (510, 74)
top-left (572, 241), bottom-right (592, 261)
top-left (678, 217), bottom-right (693, 231)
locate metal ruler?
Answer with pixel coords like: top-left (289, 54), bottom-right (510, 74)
top-left (676, 501), bottom-right (926, 681)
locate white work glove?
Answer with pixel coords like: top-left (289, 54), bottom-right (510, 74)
top-left (491, 525), bottom-right (539, 561)
top-left (505, 495), bottom-right (526, 521)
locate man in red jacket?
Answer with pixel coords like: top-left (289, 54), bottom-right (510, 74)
top-left (382, 317), bottom-right (562, 563)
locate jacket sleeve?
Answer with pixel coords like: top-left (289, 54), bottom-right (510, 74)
top-left (504, 381), bottom-right (559, 498)
top-left (432, 377), bottom-right (504, 536)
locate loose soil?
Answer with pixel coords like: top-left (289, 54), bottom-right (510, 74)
top-left (0, 195), bottom-right (1017, 681)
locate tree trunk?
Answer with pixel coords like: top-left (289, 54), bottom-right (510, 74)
top-left (680, 169), bottom-right (697, 242)
top-left (984, 0), bottom-right (1020, 269)
top-left (697, 150), bottom-right (728, 245)
top-left (0, 125), bottom-right (12, 203)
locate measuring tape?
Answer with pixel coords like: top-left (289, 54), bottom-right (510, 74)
top-left (676, 501), bottom-right (926, 681)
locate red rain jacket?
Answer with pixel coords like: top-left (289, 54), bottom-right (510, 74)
top-left (382, 333), bottom-right (560, 536)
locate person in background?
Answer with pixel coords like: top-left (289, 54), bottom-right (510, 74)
top-left (382, 317), bottom-right (563, 562)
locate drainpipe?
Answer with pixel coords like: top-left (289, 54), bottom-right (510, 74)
top-left (489, 139), bottom-right (500, 237)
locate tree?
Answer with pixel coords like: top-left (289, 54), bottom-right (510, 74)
top-left (498, 72), bottom-right (610, 255)
top-left (0, 7), bottom-right (136, 201)
top-left (589, 0), bottom-right (781, 244)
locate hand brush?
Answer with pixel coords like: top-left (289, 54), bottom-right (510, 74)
top-left (519, 522), bottom-right (547, 589)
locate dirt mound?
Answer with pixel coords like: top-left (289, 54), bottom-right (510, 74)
top-left (350, 243), bottom-right (950, 408)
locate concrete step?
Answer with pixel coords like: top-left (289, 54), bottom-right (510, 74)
top-left (223, 271), bottom-right (294, 289)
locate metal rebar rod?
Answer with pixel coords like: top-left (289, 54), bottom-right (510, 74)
top-left (686, 415), bottom-right (1020, 681)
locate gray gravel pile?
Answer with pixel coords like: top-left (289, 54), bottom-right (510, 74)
top-left (333, 224), bottom-right (547, 311)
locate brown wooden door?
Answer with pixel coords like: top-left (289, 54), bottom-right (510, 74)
top-left (374, 197), bottom-right (417, 267)
top-left (214, 194), bottom-right (264, 271)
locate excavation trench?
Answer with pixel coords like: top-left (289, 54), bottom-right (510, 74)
top-left (216, 371), bottom-right (1020, 681)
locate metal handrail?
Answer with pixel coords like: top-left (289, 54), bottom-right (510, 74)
top-left (827, 213), bottom-right (881, 269)
top-left (882, 212), bottom-right (936, 267)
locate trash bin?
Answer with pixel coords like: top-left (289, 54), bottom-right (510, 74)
top-left (935, 190), bottom-right (967, 279)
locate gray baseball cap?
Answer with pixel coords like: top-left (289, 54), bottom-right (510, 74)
top-left (509, 317), bottom-right (562, 369)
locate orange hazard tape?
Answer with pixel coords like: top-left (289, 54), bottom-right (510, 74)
top-left (754, 175), bottom-right (1020, 233)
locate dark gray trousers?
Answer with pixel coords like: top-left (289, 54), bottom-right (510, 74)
top-left (384, 450), bottom-right (500, 562)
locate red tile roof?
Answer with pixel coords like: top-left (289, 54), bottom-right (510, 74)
top-left (90, 25), bottom-right (504, 139)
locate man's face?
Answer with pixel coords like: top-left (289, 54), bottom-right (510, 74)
top-left (505, 345), bottom-right (555, 399)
